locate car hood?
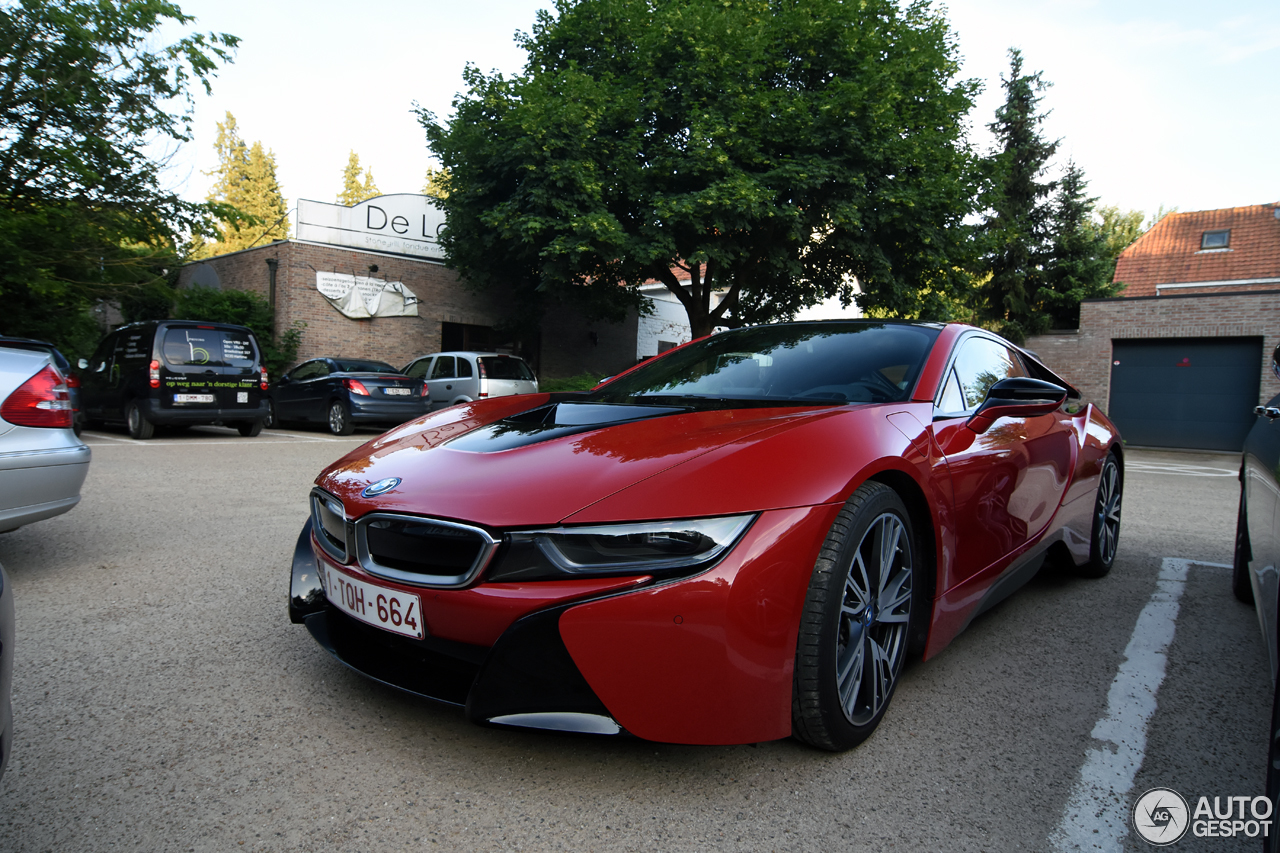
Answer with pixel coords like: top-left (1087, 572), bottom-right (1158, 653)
top-left (316, 395), bottom-right (852, 527)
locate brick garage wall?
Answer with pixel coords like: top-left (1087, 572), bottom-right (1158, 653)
top-left (1025, 290), bottom-right (1280, 414)
top-left (177, 241), bottom-right (641, 378)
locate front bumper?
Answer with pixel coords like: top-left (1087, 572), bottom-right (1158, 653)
top-left (289, 501), bottom-right (840, 744)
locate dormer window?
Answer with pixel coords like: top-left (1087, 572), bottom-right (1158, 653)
top-left (1201, 229), bottom-right (1231, 249)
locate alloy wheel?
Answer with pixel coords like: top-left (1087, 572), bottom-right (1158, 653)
top-left (835, 512), bottom-right (913, 726)
top-left (1095, 459), bottom-right (1122, 566)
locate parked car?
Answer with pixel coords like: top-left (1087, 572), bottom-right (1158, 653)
top-left (0, 346), bottom-right (91, 533)
top-left (1232, 343), bottom-right (1280, 852)
top-left (400, 352), bottom-right (538, 411)
top-left (0, 561), bottom-right (11, 783)
top-left (0, 336), bottom-right (84, 435)
top-left (290, 320), bottom-right (1123, 750)
top-left (269, 358), bottom-right (429, 436)
top-left (78, 320), bottom-right (270, 439)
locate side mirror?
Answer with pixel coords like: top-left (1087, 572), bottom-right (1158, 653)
top-left (967, 377), bottom-right (1067, 434)
top-left (277, 375), bottom-right (291, 385)
top-left (78, 358), bottom-right (88, 370)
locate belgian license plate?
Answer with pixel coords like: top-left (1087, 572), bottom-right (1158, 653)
top-left (320, 563), bottom-right (423, 639)
top-left (383, 387), bottom-right (411, 396)
top-left (174, 394), bottom-right (215, 403)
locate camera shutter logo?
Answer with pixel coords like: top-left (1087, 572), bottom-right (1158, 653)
top-left (1133, 787), bottom-right (1190, 845)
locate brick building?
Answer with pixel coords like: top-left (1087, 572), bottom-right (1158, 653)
top-left (1026, 202), bottom-right (1280, 450)
top-left (177, 195), bottom-right (656, 380)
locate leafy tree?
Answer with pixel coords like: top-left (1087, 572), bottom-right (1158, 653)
top-left (337, 151), bottom-right (380, 205)
top-left (1095, 205), bottom-right (1145, 261)
top-left (194, 112), bottom-right (290, 257)
top-left (0, 0), bottom-right (237, 355)
top-left (173, 286), bottom-right (303, 377)
top-left (422, 166), bottom-right (450, 200)
top-left (975, 48), bottom-right (1059, 341)
top-left (421, 0), bottom-right (980, 338)
top-left (1035, 162), bottom-right (1122, 329)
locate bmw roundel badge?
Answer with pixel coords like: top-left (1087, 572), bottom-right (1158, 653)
top-left (361, 477), bottom-right (401, 498)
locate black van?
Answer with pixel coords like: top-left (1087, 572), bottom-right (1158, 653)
top-left (79, 321), bottom-right (270, 439)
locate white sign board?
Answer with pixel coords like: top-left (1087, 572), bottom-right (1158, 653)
top-left (316, 272), bottom-right (420, 319)
top-left (297, 194), bottom-right (446, 260)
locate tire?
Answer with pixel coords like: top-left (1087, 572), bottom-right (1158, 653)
top-left (237, 420), bottom-right (263, 437)
top-left (125, 401), bottom-right (154, 440)
top-left (793, 481), bottom-right (916, 751)
top-left (263, 400), bottom-right (276, 429)
top-left (1078, 451), bottom-right (1122, 578)
top-left (1234, 487), bottom-right (1255, 604)
top-left (328, 400), bottom-right (354, 436)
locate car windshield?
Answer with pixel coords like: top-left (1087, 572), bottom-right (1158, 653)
top-left (479, 356), bottom-right (534, 381)
top-left (335, 360), bottom-right (398, 373)
top-left (589, 322), bottom-right (941, 407)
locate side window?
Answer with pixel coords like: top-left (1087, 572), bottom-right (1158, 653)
top-left (404, 359), bottom-right (430, 380)
top-left (457, 358), bottom-right (473, 379)
top-left (90, 336), bottom-right (115, 373)
top-left (937, 367), bottom-right (966, 413)
top-left (292, 361), bottom-right (324, 381)
top-left (430, 356), bottom-right (456, 380)
top-left (949, 338), bottom-right (1027, 411)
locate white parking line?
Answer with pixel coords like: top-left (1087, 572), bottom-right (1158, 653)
top-left (1051, 558), bottom-right (1230, 851)
top-left (1126, 462), bottom-right (1237, 477)
top-left (80, 430), bottom-right (364, 446)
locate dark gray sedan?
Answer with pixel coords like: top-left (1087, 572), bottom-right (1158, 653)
top-left (1233, 342), bottom-right (1280, 853)
top-left (268, 357), bottom-right (430, 435)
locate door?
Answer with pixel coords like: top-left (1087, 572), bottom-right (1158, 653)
top-left (1109, 337), bottom-right (1261, 451)
top-left (276, 360), bottom-right (330, 421)
top-left (426, 355), bottom-right (458, 410)
top-left (930, 335), bottom-right (1075, 587)
top-left (1244, 396), bottom-right (1280, 680)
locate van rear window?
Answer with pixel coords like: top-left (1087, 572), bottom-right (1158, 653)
top-left (479, 356), bottom-right (534, 381)
top-left (162, 328), bottom-right (256, 368)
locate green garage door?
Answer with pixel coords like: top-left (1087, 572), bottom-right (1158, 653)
top-left (1108, 338), bottom-right (1262, 451)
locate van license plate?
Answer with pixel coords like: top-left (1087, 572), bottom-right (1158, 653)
top-left (383, 387), bottom-right (411, 396)
top-left (174, 394), bottom-right (215, 403)
top-left (320, 563), bottom-right (424, 639)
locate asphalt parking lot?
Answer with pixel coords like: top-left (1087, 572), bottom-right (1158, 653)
top-left (0, 428), bottom-right (1270, 852)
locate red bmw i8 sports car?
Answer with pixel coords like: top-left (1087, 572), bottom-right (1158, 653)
top-left (289, 321), bottom-right (1123, 751)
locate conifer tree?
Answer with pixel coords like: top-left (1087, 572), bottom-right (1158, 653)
top-left (1036, 161), bottom-right (1121, 328)
top-left (196, 112), bottom-right (290, 257)
top-left (338, 151), bottom-right (380, 205)
top-left (976, 49), bottom-right (1058, 341)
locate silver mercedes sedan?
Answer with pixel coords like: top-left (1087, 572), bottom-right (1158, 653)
top-left (0, 345), bottom-right (91, 533)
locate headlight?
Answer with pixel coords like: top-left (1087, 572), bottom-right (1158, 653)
top-left (486, 515), bottom-right (756, 582)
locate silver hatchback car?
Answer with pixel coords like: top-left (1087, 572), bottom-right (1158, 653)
top-left (0, 346), bottom-right (91, 533)
top-left (401, 351), bottom-right (538, 411)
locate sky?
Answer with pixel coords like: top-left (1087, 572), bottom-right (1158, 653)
top-left (160, 0), bottom-right (1280, 224)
